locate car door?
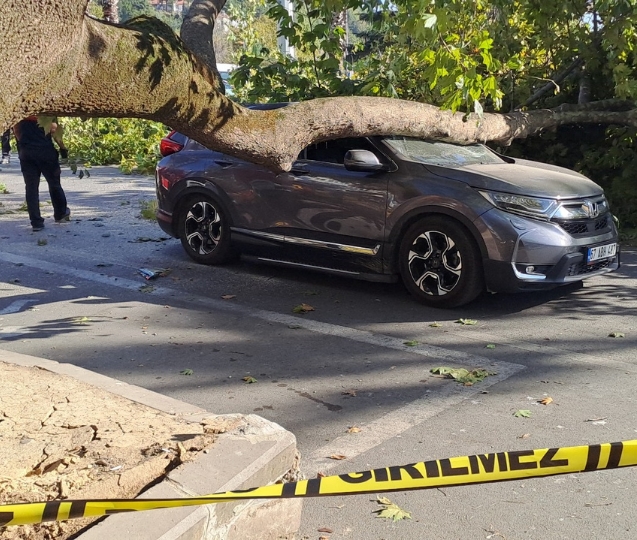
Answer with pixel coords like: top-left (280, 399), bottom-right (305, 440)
top-left (239, 137), bottom-right (392, 273)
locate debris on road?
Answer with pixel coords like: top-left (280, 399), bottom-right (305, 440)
top-left (373, 496), bottom-right (411, 522)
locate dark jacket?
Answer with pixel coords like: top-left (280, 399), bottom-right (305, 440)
top-left (15, 117), bottom-right (56, 149)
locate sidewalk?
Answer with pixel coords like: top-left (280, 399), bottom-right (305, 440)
top-left (0, 350), bottom-right (300, 540)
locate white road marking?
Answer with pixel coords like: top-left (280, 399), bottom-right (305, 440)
top-left (0, 250), bottom-right (520, 368)
top-left (0, 299), bottom-right (36, 315)
top-left (307, 366), bottom-right (516, 474)
top-left (0, 250), bottom-right (525, 470)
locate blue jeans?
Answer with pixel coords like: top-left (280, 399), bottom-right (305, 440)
top-left (19, 145), bottom-right (68, 227)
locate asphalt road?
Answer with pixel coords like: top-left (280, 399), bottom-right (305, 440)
top-left (1, 163), bottom-right (636, 539)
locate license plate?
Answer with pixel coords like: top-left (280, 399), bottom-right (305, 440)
top-left (587, 243), bottom-right (617, 264)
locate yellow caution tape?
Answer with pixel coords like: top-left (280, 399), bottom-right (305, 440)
top-left (2, 439), bottom-right (636, 527)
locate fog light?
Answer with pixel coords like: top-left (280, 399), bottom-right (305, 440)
top-left (525, 266), bottom-right (535, 274)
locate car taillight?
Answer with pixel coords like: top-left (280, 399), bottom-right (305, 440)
top-left (159, 131), bottom-right (184, 157)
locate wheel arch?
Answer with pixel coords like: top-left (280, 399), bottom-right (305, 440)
top-left (171, 177), bottom-right (238, 227)
top-left (386, 206), bottom-right (488, 273)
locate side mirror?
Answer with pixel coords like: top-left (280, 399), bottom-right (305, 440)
top-left (344, 149), bottom-right (384, 172)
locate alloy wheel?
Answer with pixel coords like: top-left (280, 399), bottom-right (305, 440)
top-left (407, 230), bottom-right (462, 296)
top-left (184, 201), bottom-right (222, 255)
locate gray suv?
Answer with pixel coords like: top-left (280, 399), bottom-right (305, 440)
top-left (156, 126), bottom-right (619, 308)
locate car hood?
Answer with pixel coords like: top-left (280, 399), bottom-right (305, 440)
top-left (427, 159), bottom-right (604, 199)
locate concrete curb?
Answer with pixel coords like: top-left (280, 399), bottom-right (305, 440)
top-left (0, 349), bottom-right (301, 540)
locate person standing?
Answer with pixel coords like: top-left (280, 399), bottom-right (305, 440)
top-left (1, 129), bottom-right (10, 164)
top-left (14, 116), bottom-right (70, 232)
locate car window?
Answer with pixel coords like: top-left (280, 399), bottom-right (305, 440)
top-left (301, 137), bottom-right (383, 165)
top-left (383, 136), bottom-right (504, 167)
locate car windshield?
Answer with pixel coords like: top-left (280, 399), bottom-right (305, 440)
top-left (383, 136), bottom-right (504, 167)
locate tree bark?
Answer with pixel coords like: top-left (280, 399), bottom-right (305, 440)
top-left (1, 1), bottom-right (636, 173)
top-left (180, 0), bottom-right (226, 92)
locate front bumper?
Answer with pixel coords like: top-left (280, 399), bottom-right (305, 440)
top-left (478, 209), bottom-right (620, 293)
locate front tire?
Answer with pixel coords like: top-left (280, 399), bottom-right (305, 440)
top-left (177, 195), bottom-right (236, 265)
top-left (398, 217), bottom-right (484, 308)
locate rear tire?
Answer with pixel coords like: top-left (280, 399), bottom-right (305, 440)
top-left (177, 194), bottom-right (236, 265)
top-left (398, 216), bottom-right (484, 308)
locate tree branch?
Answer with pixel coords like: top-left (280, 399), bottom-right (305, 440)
top-left (180, 0), bottom-right (226, 93)
top-left (518, 57), bottom-right (584, 109)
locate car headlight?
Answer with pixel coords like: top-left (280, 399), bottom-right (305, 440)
top-left (479, 191), bottom-right (558, 220)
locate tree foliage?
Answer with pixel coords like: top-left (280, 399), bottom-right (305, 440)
top-left (234, 0), bottom-right (637, 110)
top-left (62, 117), bottom-right (164, 174)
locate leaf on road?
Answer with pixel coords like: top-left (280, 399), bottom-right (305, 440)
top-left (608, 332), bottom-right (625, 338)
top-left (539, 397), bottom-right (553, 405)
top-left (514, 409), bottom-right (532, 418)
top-left (429, 321), bottom-right (442, 327)
top-left (347, 426), bottom-right (362, 433)
top-left (403, 340), bottom-right (418, 347)
top-left (373, 496), bottom-right (412, 522)
top-left (518, 433), bottom-right (531, 439)
top-left (342, 389), bottom-right (357, 397)
top-left (180, 369), bottom-right (193, 376)
top-left (293, 303), bottom-right (315, 314)
top-left (486, 343), bottom-right (496, 349)
top-left (329, 454), bottom-right (347, 460)
top-left (221, 294), bottom-right (236, 300)
top-left (139, 284), bottom-right (155, 293)
top-left (242, 376), bottom-right (258, 384)
top-left (430, 366), bottom-right (494, 384)
top-left (317, 527), bottom-right (333, 533)
top-left (73, 316), bottom-right (91, 325)
top-left (455, 318), bottom-right (477, 325)
top-left (37, 238), bottom-right (47, 246)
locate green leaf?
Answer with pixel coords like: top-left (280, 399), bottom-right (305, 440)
top-left (403, 340), bottom-right (419, 347)
top-left (180, 369), bottom-right (193, 376)
top-left (373, 496), bottom-right (411, 522)
top-left (456, 318), bottom-right (478, 325)
top-left (485, 344), bottom-right (496, 349)
top-left (429, 322), bottom-right (442, 327)
top-left (243, 376), bottom-right (258, 384)
top-left (514, 409), bottom-right (532, 418)
top-left (608, 332), bottom-right (625, 338)
top-left (430, 366), bottom-right (494, 384)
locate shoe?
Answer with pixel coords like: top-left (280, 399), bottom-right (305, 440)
top-left (55, 208), bottom-right (71, 223)
top-left (32, 224), bottom-right (44, 232)
top-left (0, 156), bottom-right (8, 165)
